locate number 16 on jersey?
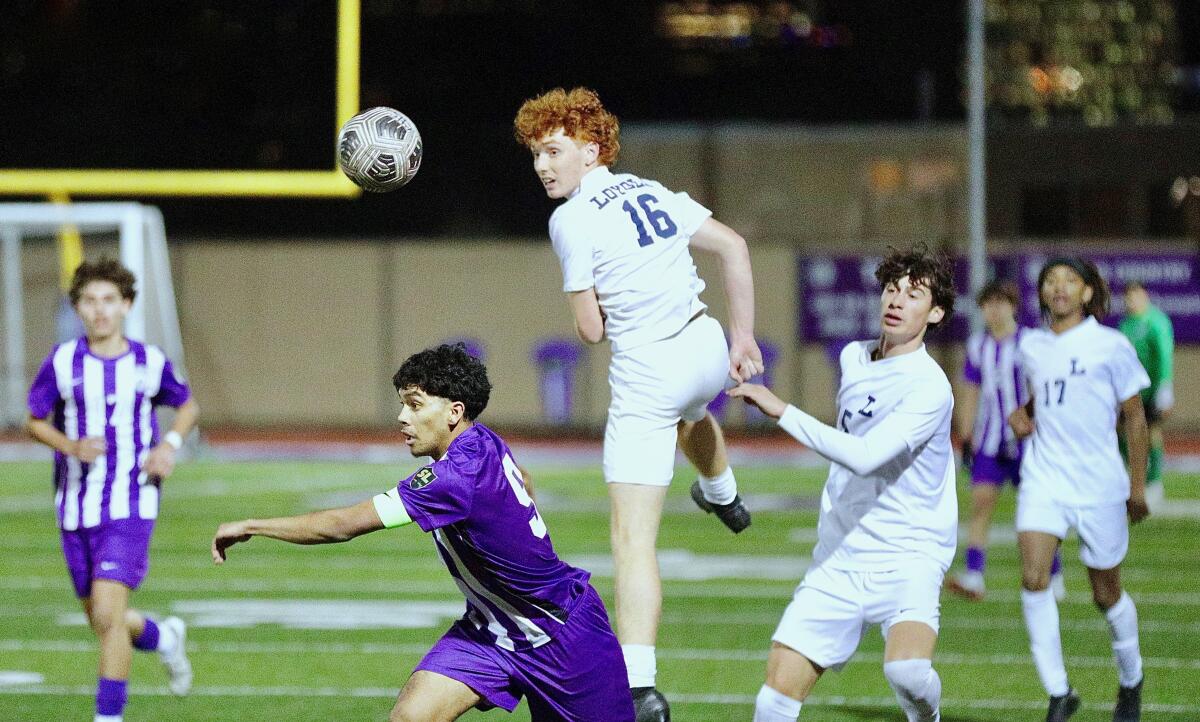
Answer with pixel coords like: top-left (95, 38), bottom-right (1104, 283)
top-left (622, 193), bottom-right (677, 247)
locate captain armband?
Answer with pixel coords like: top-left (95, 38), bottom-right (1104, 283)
top-left (372, 489), bottom-right (413, 529)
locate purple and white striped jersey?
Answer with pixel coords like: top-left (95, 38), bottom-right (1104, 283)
top-left (27, 337), bottom-right (191, 531)
top-left (962, 327), bottom-right (1029, 458)
top-left (393, 423), bottom-right (591, 652)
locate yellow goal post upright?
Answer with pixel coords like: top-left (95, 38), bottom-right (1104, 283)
top-left (0, 0), bottom-right (363, 199)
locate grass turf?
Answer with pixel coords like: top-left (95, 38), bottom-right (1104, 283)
top-left (0, 457), bottom-right (1196, 720)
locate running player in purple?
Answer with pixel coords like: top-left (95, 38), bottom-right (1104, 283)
top-left (947, 280), bottom-right (1063, 601)
top-left (212, 344), bottom-right (634, 722)
top-left (25, 258), bottom-right (199, 722)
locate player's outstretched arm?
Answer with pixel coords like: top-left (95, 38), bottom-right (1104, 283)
top-left (212, 499), bottom-right (386, 564)
top-left (689, 218), bottom-right (762, 382)
top-left (727, 383), bottom-right (788, 419)
top-left (1121, 393), bottom-right (1151, 524)
top-left (732, 383), bottom-right (924, 476)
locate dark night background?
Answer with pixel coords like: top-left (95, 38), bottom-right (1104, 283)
top-left (1, 0), bottom-right (1197, 237)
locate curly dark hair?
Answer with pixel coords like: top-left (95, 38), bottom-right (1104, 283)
top-left (874, 244), bottom-right (956, 330)
top-left (392, 344), bottom-right (492, 420)
top-left (68, 257), bottom-right (137, 305)
top-left (1037, 257), bottom-right (1110, 321)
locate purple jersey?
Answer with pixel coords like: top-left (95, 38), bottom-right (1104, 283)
top-left (394, 424), bottom-right (592, 652)
top-left (963, 328), bottom-right (1028, 458)
top-left (27, 337), bottom-right (191, 531)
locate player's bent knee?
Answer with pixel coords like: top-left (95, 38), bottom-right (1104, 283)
top-left (883, 658), bottom-right (939, 705)
top-left (1021, 571), bottom-right (1050, 592)
top-left (754, 684), bottom-right (802, 721)
top-left (89, 605), bottom-right (124, 636)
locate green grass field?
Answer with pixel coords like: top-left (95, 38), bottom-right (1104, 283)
top-left (0, 456), bottom-right (1197, 721)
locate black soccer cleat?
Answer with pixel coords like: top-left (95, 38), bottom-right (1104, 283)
top-left (1046, 688), bottom-right (1081, 722)
top-left (631, 686), bottom-right (670, 722)
top-left (1113, 678), bottom-right (1142, 722)
top-left (690, 480), bottom-right (751, 534)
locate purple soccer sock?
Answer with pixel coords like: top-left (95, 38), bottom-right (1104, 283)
top-left (133, 617), bottom-right (160, 652)
top-left (96, 677), bottom-right (127, 716)
top-left (133, 611), bottom-right (160, 652)
top-left (1050, 552), bottom-right (1062, 576)
top-left (966, 546), bottom-right (986, 573)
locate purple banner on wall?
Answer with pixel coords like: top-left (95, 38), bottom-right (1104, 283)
top-left (799, 252), bottom-right (1200, 344)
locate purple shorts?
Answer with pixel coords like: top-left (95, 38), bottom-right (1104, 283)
top-left (415, 585), bottom-right (634, 721)
top-left (971, 451), bottom-right (1021, 487)
top-left (60, 518), bottom-right (155, 598)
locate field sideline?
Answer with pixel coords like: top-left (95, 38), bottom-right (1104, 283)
top-left (0, 451), bottom-right (1197, 721)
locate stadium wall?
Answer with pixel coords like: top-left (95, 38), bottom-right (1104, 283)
top-left (14, 237), bottom-right (1200, 432)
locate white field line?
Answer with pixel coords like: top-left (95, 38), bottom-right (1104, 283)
top-left (0, 683), bottom-right (1195, 715)
top-left (4, 575), bottom-right (1200, 606)
top-left (2, 638), bottom-right (1199, 671)
top-left (2, 603), bottom-right (1199, 633)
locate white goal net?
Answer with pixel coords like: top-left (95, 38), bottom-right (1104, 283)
top-left (1, 202), bottom-right (186, 428)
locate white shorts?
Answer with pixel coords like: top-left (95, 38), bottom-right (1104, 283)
top-left (603, 314), bottom-right (730, 486)
top-left (771, 561), bottom-right (944, 671)
top-left (1016, 494), bottom-right (1129, 570)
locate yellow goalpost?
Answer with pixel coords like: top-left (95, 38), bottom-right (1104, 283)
top-left (0, 0), bottom-right (362, 199)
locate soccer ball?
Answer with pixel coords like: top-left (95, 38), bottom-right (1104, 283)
top-left (337, 107), bottom-right (423, 192)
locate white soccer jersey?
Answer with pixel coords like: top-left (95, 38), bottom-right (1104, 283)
top-left (549, 166), bottom-right (712, 352)
top-left (1017, 317), bottom-right (1150, 506)
top-left (778, 341), bottom-right (958, 571)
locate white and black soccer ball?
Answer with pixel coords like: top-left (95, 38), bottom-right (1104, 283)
top-left (337, 107), bottom-right (423, 192)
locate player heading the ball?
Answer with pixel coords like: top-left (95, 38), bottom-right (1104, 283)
top-left (515, 86), bottom-right (764, 722)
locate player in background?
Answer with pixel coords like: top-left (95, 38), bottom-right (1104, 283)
top-left (25, 258), bottom-right (198, 722)
top-left (729, 246), bottom-right (956, 722)
top-left (1008, 258), bottom-right (1149, 722)
top-left (212, 345), bottom-right (634, 722)
top-left (1119, 281), bottom-right (1174, 513)
top-left (947, 280), bottom-right (1064, 601)
top-left (514, 87), bottom-right (763, 721)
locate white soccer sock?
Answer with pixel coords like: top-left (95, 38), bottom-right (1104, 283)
top-left (753, 684), bottom-right (802, 721)
top-left (1104, 591), bottom-right (1143, 687)
top-left (1021, 588), bottom-right (1070, 696)
top-left (697, 466), bottom-right (738, 505)
top-left (883, 659), bottom-right (941, 722)
top-left (622, 644), bottom-right (657, 688)
top-left (94, 715), bottom-right (122, 722)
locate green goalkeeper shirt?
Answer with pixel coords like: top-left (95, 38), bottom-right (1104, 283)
top-left (1119, 305), bottom-right (1174, 398)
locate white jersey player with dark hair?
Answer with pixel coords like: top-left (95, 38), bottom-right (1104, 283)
top-left (515, 87), bottom-right (763, 720)
top-left (731, 245), bottom-right (957, 722)
top-left (1009, 257), bottom-right (1149, 722)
